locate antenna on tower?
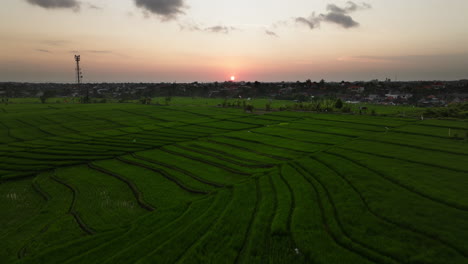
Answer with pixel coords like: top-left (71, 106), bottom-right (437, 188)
top-left (75, 55), bottom-right (82, 84)
top-left (74, 55), bottom-right (88, 103)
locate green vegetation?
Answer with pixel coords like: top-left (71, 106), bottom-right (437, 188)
top-left (425, 103), bottom-right (468, 119)
top-left (3, 96), bottom-right (429, 117)
top-left (0, 101), bottom-right (466, 263)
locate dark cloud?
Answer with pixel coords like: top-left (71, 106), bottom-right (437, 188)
top-left (327, 2), bottom-right (371, 13)
top-left (295, 1), bottom-right (371, 30)
top-left (26, 0), bottom-right (81, 10)
top-left (323, 12), bottom-right (359, 28)
top-left (134, 0), bottom-right (186, 20)
top-left (323, 1), bottom-right (370, 28)
top-left (265, 30), bottom-right (279, 37)
top-left (326, 4), bottom-right (346, 13)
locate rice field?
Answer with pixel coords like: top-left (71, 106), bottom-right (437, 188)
top-left (0, 102), bottom-right (467, 263)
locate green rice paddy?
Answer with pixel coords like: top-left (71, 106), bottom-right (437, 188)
top-left (0, 102), bottom-right (467, 263)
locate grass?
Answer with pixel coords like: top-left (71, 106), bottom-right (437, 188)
top-left (54, 166), bottom-right (148, 231)
top-left (0, 100), bottom-right (466, 263)
top-left (281, 164), bottom-right (376, 263)
top-left (91, 159), bottom-right (200, 210)
top-left (318, 151), bottom-right (468, 256)
top-left (175, 182), bottom-right (256, 263)
top-left (294, 157), bottom-right (464, 263)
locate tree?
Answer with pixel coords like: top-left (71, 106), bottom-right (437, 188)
top-left (40, 90), bottom-right (56, 104)
top-left (335, 98), bottom-right (343, 109)
top-left (319, 79), bottom-right (325, 88)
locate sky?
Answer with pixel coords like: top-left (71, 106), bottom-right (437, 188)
top-left (0, 0), bottom-right (467, 83)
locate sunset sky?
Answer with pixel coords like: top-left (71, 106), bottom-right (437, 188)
top-left (1, 0), bottom-right (467, 82)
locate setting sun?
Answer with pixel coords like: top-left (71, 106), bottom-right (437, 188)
top-left (230, 76), bottom-right (236, 81)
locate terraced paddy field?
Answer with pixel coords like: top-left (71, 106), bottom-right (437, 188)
top-left (0, 103), bottom-right (467, 264)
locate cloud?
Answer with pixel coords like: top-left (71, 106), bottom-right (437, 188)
top-left (349, 55), bottom-right (403, 62)
top-left (295, 1), bottom-right (371, 30)
top-left (327, 2), bottom-right (371, 13)
top-left (265, 30), bottom-right (279, 37)
top-left (344, 54), bottom-right (468, 64)
top-left (179, 21), bottom-right (237, 34)
top-left (323, 1), bottom-right (370, 28)
top-left (68, 50), bottom-right (112, 54)
top-left (36, 49), bottom-right (51, 53)
top-left (43, 40), bottom-right (69, 46)
top-left (86, 50), bottom-right (113, 54)
top-left (68, 50), bottom-right (128, 58)
top-left (87, 3), bottom-right (102, 10)
top-left (178, 21), bottom-right (201, 31)
top-left (134, 0), bottom-right (186, 20)
top-left (204, 26), bottom-right (237, 34)
top-left (326, 4), bottom-right (347, 13)
top-left (25, 0), bottom-right (81, 11)
top-left (336, 53), bottom-right (468, 80)
top-left (272, 20), bottom-right (291, 29)
top-left (323, 12), bottom-right (359, 28)
top-left (295, 13), bottom-right (321, 29)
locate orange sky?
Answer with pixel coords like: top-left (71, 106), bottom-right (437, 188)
top-left (1, 0), bottom-right (467, 82)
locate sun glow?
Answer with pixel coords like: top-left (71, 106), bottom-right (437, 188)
top-left (230, 76), bottom-right (236, 81)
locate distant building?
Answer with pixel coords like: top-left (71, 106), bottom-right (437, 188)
top-left (367, 94), bottom-right (380, 101)
top-left (348, 86), bottom-right (365, 93)
top-left (431, 82), bottom-right (446, 89)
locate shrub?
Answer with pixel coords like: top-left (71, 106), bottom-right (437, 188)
top-left (245, 104), bottom-right (254, 113)
top-left (424, 102), bottom-right (468, 118)
top-left (140, 97), bottom-right (151, 104)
